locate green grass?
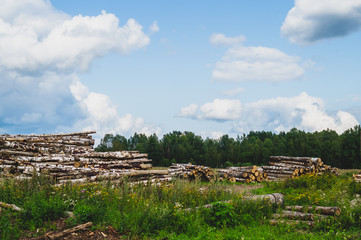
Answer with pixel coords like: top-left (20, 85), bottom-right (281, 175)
top-left (1, 173), bottom-right (361, 239)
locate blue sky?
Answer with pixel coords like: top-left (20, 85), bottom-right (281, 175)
top-left (1, 0), bottom-right (361, 141)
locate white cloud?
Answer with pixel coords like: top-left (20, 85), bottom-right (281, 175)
top-left (211, 34), bottom-right (305, 82)
top-left (177, 104), bottom-right (199, 118)
top-left (70, 80), bottom-right (161, 139)
top-left (0, 0), bottom-right (158, 138)
top-left (150, 21), bottom-right (159, 34)
top-left (0, 9), bottom-right (150, 72)
top-left (177, 99), bottom-right (242, 122)
top-left (200, 99), bottom-right (242, 121)
top-left (200, 131), bottom-right (224, 140)
top-left (178, 93), bottom-right (359, 134)
top-left (282, 0), bottom-right (361, 44)
top-left (210, 33), bottom-right (246, 46)
top-left (222, 87), bottom-right (245, 97)
top-left (237, 92), bottom-right (359, 134)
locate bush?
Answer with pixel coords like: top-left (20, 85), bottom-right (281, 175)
top-left (224, 161), bottom-right (233, 168)
top-left (203, 202), bottom-right (237, 228)
top-left (20, 193), bottom-right (67, 229)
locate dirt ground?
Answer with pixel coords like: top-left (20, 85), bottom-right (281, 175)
top-left (21, 219), bottom-right (124, 240)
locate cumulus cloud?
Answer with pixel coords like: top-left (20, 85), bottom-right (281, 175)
top-left (0, 10), bottom-right (150, 72)
top-left (178, 93), bottom-right (359, 134)
top-left (178, 99), bottom-right (242, 122)
top-left (282, 0), bottom-right (361, 44)
top-left (70, 80), bottom-right (161, 138)
top-left (211, 34), bottom-right (304, 82)
top-left (200, 99), bottom-right (242, 121)
top-left (210, 33), bottom-right (246, 46)
top-left (235, 92), bottom-right (359, 134)
top-left (0, 0), bottom-right (158, 138)
top-left (177, 104), bottom-right (199, 118)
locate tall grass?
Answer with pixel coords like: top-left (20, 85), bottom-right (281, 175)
top-left (252, 173), bottom-right (361, 233)
top-left (0, 176), bottom-right (274, 239)
top-left (1, 174), bottom-right (361, 239)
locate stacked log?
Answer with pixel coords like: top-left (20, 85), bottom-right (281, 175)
top-left (0, 131), bottom-right (173, 184)
top-left (264, 156), bottom-right (338, 181)
top-left (270, 205), bottom-right (341, 226)
top-left (218, 166), bottom-right (268, 183)
top-left (353, 173), bottom-right (361, 182)
top-left (0, 131), bottom-right (95, 155)
top-left (169, 163), bottom-right (215, 181)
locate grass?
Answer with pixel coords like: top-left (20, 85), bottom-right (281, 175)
top-left (1, 173), bottom-right (361, 239)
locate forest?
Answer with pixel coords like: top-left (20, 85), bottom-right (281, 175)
top-left (95, 125), bottom-right (361, 169)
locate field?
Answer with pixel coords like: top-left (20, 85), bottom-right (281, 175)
top-left (1, 172), bottom-right (361, 239)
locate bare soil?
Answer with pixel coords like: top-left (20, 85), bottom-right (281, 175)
top-left (20, 218), bottom-right (124, 240)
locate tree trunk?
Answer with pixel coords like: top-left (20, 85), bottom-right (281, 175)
top-left (285, 205), bottom-right (341, 216)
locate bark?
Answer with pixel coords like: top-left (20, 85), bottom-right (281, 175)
top-left (266, 163), bottom-right (303, 171)
top-left (275, 160), bottom-right (311, 167)
top-left (262, 169), bottom-right (297, 175)
top-left (0, 201), bottom-right (23, 212)
top-left (285, 205), bottom-right (341, 216)
top-left (273, 210), bottom-right (316, 221)
top-left (269, 219), bottom-right (315, 226)
top-left (242, 193), bottom-right (284, 205)
top-left (81, 152), bottom-right (148, 160)
top-left (46, 222), bottom-right (92, 240)
top-left (0, 149), bottom-right (38, 156)
top-left (270, 156), bottom-right (321, 164)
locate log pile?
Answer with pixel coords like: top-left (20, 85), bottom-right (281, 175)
top-left (353, 172), bottom-right (361, 183)
top-left (168, 163), bottom-right (215, 181)
top-left (264, 156), bottom-right (338, 181)
top-left (218, 166), bottom-right (268, 183)
top-left (0, 131), bottom-right (171, 184)
top-left (0, 131), bottom-right (95, 155)
top-left (270, 205), bottom-right (341, 227)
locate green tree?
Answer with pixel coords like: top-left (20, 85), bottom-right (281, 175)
top-left (146, 134), bottom-right (163, 166)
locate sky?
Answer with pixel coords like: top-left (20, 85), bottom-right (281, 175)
top-left (1, 0), bottom-right (361, 142)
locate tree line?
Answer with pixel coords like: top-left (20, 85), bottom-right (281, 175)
top-left (95, 125), bottom-right (361, 169)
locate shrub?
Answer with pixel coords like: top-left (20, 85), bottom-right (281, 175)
top-left (20, 193), bottom-right (67, 230)
top-left (203, 202), bottom-right (237, 228)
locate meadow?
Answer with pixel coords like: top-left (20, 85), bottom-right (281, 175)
top-left (1, 172), bottom-right (361, 239)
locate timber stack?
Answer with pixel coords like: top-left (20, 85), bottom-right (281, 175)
top-left (0, 131), bottom-right (95, 155)
top-left (353, 172), bottom-right (361, 182)
top-left (168, 163), bottom-right (215, 181)
top-left (270, 205), bottom-right (341, 227)
top-left (0, 131), bottom-right (170, 184)
top-left (218, 166), bottom-right (268, 183)
top-left (263, 156), bottom-right (338, 181)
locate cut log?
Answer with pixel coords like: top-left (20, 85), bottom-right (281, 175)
top-left (242, 193), bottom-right (284, 205)
top-left (46, 222), bottom-right (92, 240)
top-left (270, 156), bottom-right (321, 164)
top-left (0, 149), bottom-right (37, 156)
top-left (0, 201), bottom-right (23, 212)
top-left (269, 219), bottom-right (314, 226)
top-left (285, 206), bottom-right (341, 216)
top-left (273, 210), bottom-right (315, 221)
